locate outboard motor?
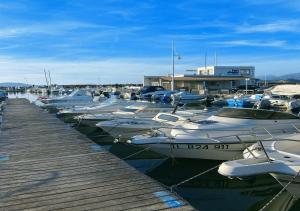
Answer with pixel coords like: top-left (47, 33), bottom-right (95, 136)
top-left (130, 92), bottom-right (137, 100)
top-left (103, 92), bottom-right (110, 98)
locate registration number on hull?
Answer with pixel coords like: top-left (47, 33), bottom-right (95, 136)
top-left (171, 144), bottom-right (230, 150)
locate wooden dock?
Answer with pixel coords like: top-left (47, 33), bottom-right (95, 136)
top-left (0, 99), bottom-right (195, 211)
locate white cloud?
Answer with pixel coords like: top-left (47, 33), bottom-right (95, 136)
top-left (0, 57), bottom-right (185, 85)
top-left (0, 21), bottom-right (114, 38)
top-left (236, 20), bottom-right (300, 33)
top-left (2, 54), bottom-right (300, 84)
top-left (245, 0), bottom-right (300, 11)
top-left (160, 33), bottom-right (226, 41)
top-left (213, 40), bottom-right (287, 47)
top-left (213, 39), bottom-right (300, 50)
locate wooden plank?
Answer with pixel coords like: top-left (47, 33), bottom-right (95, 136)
top-left (0, 99), bottom-right (194, 211)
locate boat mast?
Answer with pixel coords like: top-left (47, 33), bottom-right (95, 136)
top-left (44, 69), bottom-right (49, 88)
top-left (48, 70), bottom-right (52, 88)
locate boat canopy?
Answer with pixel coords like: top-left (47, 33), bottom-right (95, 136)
top-left (216, 107), bottom-right (299, 120)
top-left (266, 84), bottom-right (300, 96)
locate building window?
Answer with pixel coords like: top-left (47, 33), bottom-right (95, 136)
top-left (240, 69), bottom-right (250, 75)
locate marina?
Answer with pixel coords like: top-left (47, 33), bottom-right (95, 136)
top-left (1, 1), bottom-right (300, 210)
top-left (2, 88), bottom-right (300, 210)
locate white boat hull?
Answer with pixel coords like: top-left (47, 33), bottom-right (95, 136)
top-left (101, 126), bottom-right (153, 140)
top-left (136, 142), bottom-right (252, 160)
top-left (78, 119), bottom-right (102, 127)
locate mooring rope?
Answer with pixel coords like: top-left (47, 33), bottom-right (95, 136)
top-left (145, 157), bottom-right (170, 174)
top-left (169, 164), bottom-right (220, 192)
top-left (259, 170), bottom-right (300, 211)
top-left (169, 149), bottom-right (244, 193)
top-left (121, 145), bottom-right (153, 160)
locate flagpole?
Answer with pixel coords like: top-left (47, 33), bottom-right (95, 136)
top-left (172, 40), bottom-right (175, 91)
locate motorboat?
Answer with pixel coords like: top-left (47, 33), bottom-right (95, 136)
top-left (59, 99), bottom-right (173, 123)
top-left (218, 133), bottom-right (300, 197)
top-left (74, 102), bottom-right (174, 124)
top-left (151, 90), bottom-right (178, 103)
top-left (261, 84), bottom-right (300, 113)
top-left (96, 112), bottom-right (189, 141)
top-left (171, 91), bottom-right (206, 103)
top-left (38, 89), bottom-right (106, 112)
top-left (128, 107), bottom-right (300, 160)
top-left (56, 98), bottom-right (129, 122)
top-left (40, 89), bottom-right (93, 104)
top-left (258, 95), bottom-right (300, 113)
top-left (75, 104), bottom-right (212, 128)
top-left (138, 86), bottom-right (165, 101)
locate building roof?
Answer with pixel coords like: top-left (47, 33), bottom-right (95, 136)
top-left (197, 65), bottom-right (255, 69)
top-left (160, 75), bottom-right (255, 81)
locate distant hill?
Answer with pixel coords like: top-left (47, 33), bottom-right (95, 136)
top-left (257, 73), bottom-right (300, 82)
top-left (0, 82), bottom-right (31, 87)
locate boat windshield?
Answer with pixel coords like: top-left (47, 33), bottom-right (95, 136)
top-left (216, 108), bottom-right (299, 120)
top-left (121, 108), bottom-right (140, 112)
top-left (69, 89), bottom-right (88, 97)
top-left (197, 120), bottom-right (219, 124)
top-left (157, 114), bottom-right (179, 122)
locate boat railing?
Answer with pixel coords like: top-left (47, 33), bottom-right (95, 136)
top-left (154, 123), bottom-right (300, 152)
top-left (154, 123), bottom-right (300, 135)
top-left (235, 125), bottom-right (300, 162)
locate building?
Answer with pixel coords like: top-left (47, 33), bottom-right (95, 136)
top-left (197, 66), bottom-right (255, 77)
top-left (144, 66), bottom-right (256, 94)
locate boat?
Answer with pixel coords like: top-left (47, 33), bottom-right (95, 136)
top-left (257, 95), bottom-right (300, 113)
top-left (73, 103), bottom-right (157, 127)
top-left (96, 112), bottom-right (188, 141)
top-left (74, 101), bottom-right (208, 127)
top-left (138, 86), bottom-right (165, 101)
top-left (261, 84), bottom-right (300, 113)
top-left (38, 89), bottom-right (106, 112)
top-left (40, 89), bottom-right (93, 104)
top-left (151, 90), bottom-right (178, 103)
top-left (218, 133), bottom-right (300, 197)
top-left (56, 97), bottom-right (129, 122)
top-left (128, 107), bottom-right (300, 160)
top-left (171, 91), bottom-right (206, 103)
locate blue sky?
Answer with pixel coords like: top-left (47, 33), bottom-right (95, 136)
top-left (1, 0), bottom-right (300, 84)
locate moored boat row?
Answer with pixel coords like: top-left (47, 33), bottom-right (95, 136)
top-left (34, 85), bottom-right (300, 199)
